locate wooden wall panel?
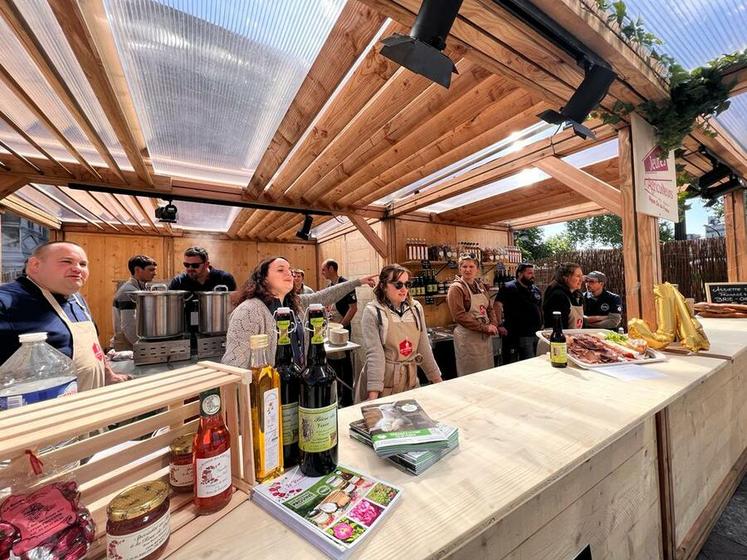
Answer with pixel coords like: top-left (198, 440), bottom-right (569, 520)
top-left (64, 232), bottom-right (166, 348)
top-left (171, 237), bottom-right (258, 288)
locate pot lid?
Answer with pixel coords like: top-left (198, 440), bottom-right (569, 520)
top-left (132, 289), bottom-right (189, 295)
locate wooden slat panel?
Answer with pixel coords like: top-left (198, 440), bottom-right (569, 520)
top-left (351, 95), bottom-right (548, 207)
top-left (247, 1), bottom-right (387, 197)
top-left (535, 156), bottom-right (622, 215)
top-left (264, 20), bottom-right (405, 199)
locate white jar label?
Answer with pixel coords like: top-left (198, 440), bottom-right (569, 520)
top-left (106, 510), bottom-right (170, 560)
top-left (195, 449), bottom-right (231, 497)
top-left (169, 462), bottom-right (193, 488)
top-left (263, 388), bottom-right (280, 473)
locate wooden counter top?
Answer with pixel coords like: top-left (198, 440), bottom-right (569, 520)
top-left (170, 333), bottom-right (742, 560)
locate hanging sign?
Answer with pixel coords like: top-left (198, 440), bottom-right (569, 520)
top-left (631, 113), bottom-right (679, 222)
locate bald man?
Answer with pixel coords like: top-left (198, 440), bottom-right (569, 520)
top-left (0, 241), bottom-right (129, 391)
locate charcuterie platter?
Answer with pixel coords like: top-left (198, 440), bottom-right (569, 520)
top-left (537, 329), bottom-right (667, 369)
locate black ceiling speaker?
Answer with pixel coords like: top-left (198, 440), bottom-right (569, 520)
top-left (538, 62), bottom-right (616, 140)
top-left (155, 201), bottom-right (177, 223)
top-left (380, 0), bottom-right (463, 88)
top-left (296, 214), bottom-right (313, 240)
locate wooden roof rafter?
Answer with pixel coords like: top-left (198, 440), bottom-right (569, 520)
top-left (47, 0), bottom-right (154, 186)
top-left (58, 186), bottom-right (136, 233)
top-left (1, 193), bottom-right (61, 229)
top-left (246, 0), bottom-right (387, 199)
top-left (0, 109), bottom-right (73, 176)
top-left (506, 201), bottom-right (608, 229)
top-left (29, 183), bottom-right (108, 231)
top-left (0, 1), bottom-right (124, 182)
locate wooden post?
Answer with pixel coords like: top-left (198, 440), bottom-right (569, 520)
top-left (724, 190), bottom-right (747, 281)
top-left (618, 127), bottom-right (662, 325)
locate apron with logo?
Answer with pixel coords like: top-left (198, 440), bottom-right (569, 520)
top-left (453, 280), bottom-right (494, 376)
top-left (40, 289), bottom-right (106, 392)
top-left (569, 297), bottom-right (585, 329)
top-left (380, 307), bottom-right (422, 397)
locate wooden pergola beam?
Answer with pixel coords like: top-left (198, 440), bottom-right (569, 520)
top-left (0, 138), bottom-right (42, 174)
top-left (246, 1), bottom-right (387, 198)
top-left (1, 193), bottom-right (61, 229)
top-left (47, 0), bottom-right (153, 186)
top-left (390, 122), bottom-right (614, 216)
top-left (59, 186), bottom-right (136, 232)
top-left (0, 1), bottom-right (124, 181)
top-left (724, 190), bottom-right (747, 282)
top-left (349, 214), bottom-right (387, 258)
top-left (30, 184), bottom-right (107, 231)
top-left (722, 63), bottom-right (747, 97)
top-left (0, 64), bottom-right (100, 179)
top-left (0, 175), bottom-right (29, 199)
top-left (534, 156), bottom-right (622, 215)
top-left (133, 196), bottom-right (160, 231)
top-left (0, 110), bottom-right (73, 176)
top-left (506, 202), bottom-right (607, 229)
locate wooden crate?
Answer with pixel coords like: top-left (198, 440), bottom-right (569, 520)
top-left (0, 360), bottom-right (255, 559)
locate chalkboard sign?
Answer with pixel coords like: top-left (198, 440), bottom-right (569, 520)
top-left (705, 282), bottom-right (747, 304)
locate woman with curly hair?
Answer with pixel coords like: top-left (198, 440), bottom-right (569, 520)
top-left (221, 256), bottom-right (375, 368)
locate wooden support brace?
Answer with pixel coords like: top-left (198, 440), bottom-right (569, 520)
top-left (535, 156), bottom-right (622, 216)
top-left (348, 214), bottom-right (388, 259)
top-left (724, 190), bottom-right (747, 282)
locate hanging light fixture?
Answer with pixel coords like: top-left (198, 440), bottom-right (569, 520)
top-left (379, 0), bottom-right (463, 88)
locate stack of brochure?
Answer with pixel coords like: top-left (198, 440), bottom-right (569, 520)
top-left (349, 418), bottom-right (458, 475)
top-left (252, 465), bottom-right (401, 559)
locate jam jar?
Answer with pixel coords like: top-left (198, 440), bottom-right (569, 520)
top-left (169, 433), bottom-right (195, 493)
top-left (106, 481), bottom-right (170, 560)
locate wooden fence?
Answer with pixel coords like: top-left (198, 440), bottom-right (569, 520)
top-left (532, 238), bottom-right (726, 308)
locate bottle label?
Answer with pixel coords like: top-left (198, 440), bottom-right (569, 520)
top-left (277, 319), bottom-right (291, 345)
top-left (195, 449), bottom-right (232, 497)
top-left (310, 316), bottom-right (325, 344)
top-left (201, 392), bottom-right (221, 416)
top-left (282, 401), bottom-right (299, 445)
top-left (550, 342), bottom-right (568, 364)
top-left (106, 509), bottom-right (170, 560)
top-left (263, 388), bottom-right (281, 473)
top-left (169, 462), bottom-right (193, 488)
top-left (299, 402), bottom-right (338, 453)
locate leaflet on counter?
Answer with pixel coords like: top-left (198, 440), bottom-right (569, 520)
top-left (360, 399), bottom-right (450, 455)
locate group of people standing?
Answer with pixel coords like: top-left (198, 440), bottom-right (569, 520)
top-left (0, 239), bottom-right (623, 408)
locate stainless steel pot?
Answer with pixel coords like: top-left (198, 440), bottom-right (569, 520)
top-left (134, 284), bottom-right (189, 340)
top-left (197, 284), bottom-right (231, 335)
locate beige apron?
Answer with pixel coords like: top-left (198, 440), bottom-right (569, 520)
top-left (453, 280), bottom-right (493, 376)
top-left (569, 301), bottom-right (584, 329)
top-left (380, 308), bottom-right (421, 397)
top-left (40, 289), bottom-right (106, 392)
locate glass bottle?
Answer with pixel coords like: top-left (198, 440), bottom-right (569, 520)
top-left (550, 311), bottom-right (568, 368)
top-left (193, 387), bottom-right (232, 514)
top-left (299, 304), bottom-right (338, 477)
top-left (274, 308), bottom-right (303, 469)
top-left (249, 334), bottom-right (283, 482)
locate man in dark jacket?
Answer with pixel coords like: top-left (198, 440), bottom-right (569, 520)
top-left (495, 263), bottom-right (543, 363)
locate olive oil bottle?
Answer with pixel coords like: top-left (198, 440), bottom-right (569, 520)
top-left (249, 334), bottom-right (283, 482)
top-left (298, 304), bottom-right (338, 477)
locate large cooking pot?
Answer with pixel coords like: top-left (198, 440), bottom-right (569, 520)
top-left (197, 285), bottom-right (231, 335)
top-left (134, 284), bottom-right (189, 340)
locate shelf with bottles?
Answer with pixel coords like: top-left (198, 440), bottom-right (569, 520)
top-left (404, 239), bottom-right (523, 270)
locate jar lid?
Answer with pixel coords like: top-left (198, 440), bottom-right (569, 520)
top-left (18, 332), bottom-right (48, 343)
top-left (250, 334), bottom-right (269, 349)
top-left (170, 433), bottom-right (194, 454)
top-left (107, 480), bottom-right (169, 522)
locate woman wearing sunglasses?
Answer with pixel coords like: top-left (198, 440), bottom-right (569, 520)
top-left (222, 256), bottom-right (376, 369)
top-left (447, 254), bottom-right (499, 376)
top-left (355, 264), bottom-right (442, 402)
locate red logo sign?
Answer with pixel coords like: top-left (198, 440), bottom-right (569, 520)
top-left (92, 342), bottom-right (104, 361)
top-left (643, 145), bottom-right (668, 172)
top-left (399, 338), bottom-right (413, 358)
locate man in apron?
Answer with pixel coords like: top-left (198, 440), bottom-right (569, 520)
top-left (447, 255), bottom-right (498, 376)
top-left (0, 241), bottom-right (130, 391)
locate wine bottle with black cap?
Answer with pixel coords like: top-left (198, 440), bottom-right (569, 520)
top-left (298, 304), bottom-right (338, 476)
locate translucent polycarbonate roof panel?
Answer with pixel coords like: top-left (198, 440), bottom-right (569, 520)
top-left (374, 122), bottom-right (557, 206)
top-left (420, 139), bottom-right (619, 214)
top-left (14, 0), bottom-right (131, 170)
top-left (311, 215), bottom-right (350, 239)
top-left (621, 0), bottom-right (747, 151)
top-left (104, 0), bottom-right (347, 185)
top-left (164, 200), bottom-right (240, 232)
top-left (15, 186), bottom-right (81, 222)
top-left (0, 19), bottom-right (106, 167)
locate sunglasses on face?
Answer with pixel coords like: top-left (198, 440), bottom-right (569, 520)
top-left (183, 262), bottom-right (203, 269)
top-left (389, 281), bottom-right (412, 289)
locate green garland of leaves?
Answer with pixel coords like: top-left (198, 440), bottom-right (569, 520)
top-left (592, 0), bottom-right (747, 155)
